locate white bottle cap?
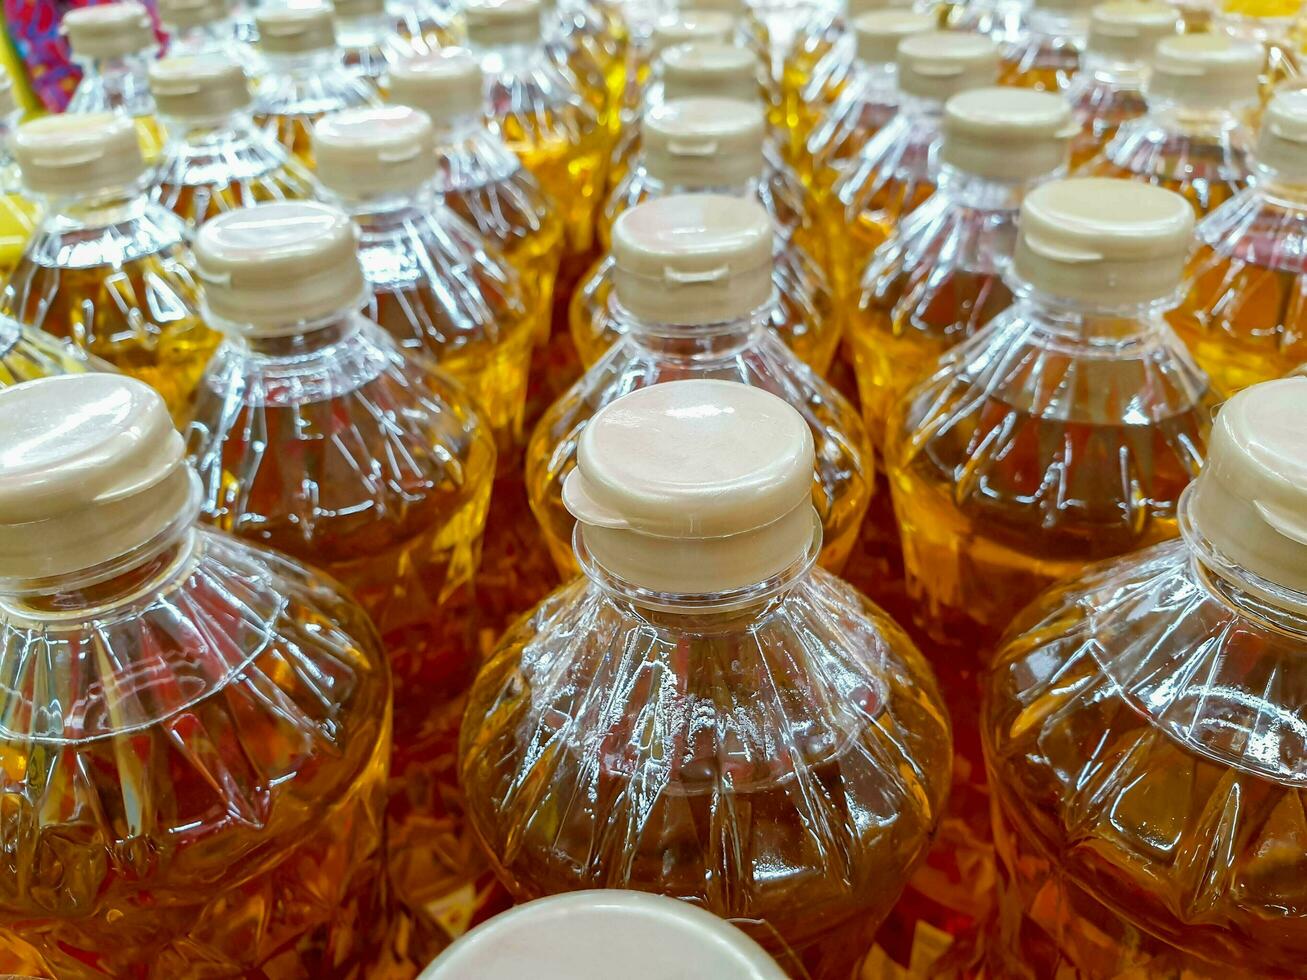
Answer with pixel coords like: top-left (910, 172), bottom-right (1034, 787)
top-left (0, 375), bottom-right (197, 586)
top-left (1147, 33), bottom-right (1261, 110)
top-left (1188, 378), bottom-right (1307, 599)
top-left (612, 193), bottom-right (773, 326)
top-left (63, 1), bottom-right (154, 59)
top-left (157, 0), bottom-right (231, 31)
top-left (314, 106), bottom-right (437, 196)
top-left (14, 113), bottom-right (145, 197)
top-left (642, 97), bottom-right (765, 189)
top-left (942, 87), bottom-right (1075, 181)
top-left (1087, 0), bottom-right (1178, 65)
top-left (896, 31), bottom-right (999, 102)
top-left (194, 200), bottom-right (367, 336)
top-left (390, 50), bottom-right (484, 126)
top-left (465, 0), bottom-right (543, 48)
top-left (650, 10), bottom-right (733, 55)
top-left (255, 2), bottom-right (336, 55)
top-left (563, 379), bottom-right (817, 597)
top-left (1011, 177), bottom-right (1193, 305)
top-left (1257, 89), bottom-right (1307, 180)
top-left (661, 42), bottom-right (762, 104)
top-left (421, 891), bottom-right (787, 980)
top-left (854, 10), bottom-right (935, 65)
top-left (149, 56), bottom-right (252, 120)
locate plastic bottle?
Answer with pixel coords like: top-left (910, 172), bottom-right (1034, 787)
top-left (887, 176), bottom-right (1218, 653)
top-left (313, 105), bottom-right (534, 453)
top-left (834, 31), bottom-right (999, 288)
top-left (1216, 0), bottom-right (1300, 94)
top-left (999, 0), bottom-right (1088, 91)
top-left (62, 1), bottom-right (165, 161)
top-left (1082, 33), bottom-right (1260, 218)
top-left (157, 0), bottom-right (249, 61)
top-left (465, 0), bottom-right (606, 257)
top-left (541, 0), bottom-right (629, 140)
top-left (475, 376), bottom-right (947, 978)
top-left (422, 892), bottom-right (787, 979)
top-left (334, 0), bottom-right (415, 91)
top-left (252, 2), bottom-right (379, 166)
top-left (983, 376), bottom-right (1307, 978)
top-left (1065, 0), bottom-right (1179, 168)
top-left (389, 50), bottom-right (563, 348)
top-left (388, 0), bottom-right (464, 56)
top-left (801, 9), bottom-right (935, 199)
top-left (571, 98), bottom-right (840, 376)
top-left (0, 76), bottom-right (38, 280)
top-left (3, 113), bottom-right (215, 417)
top-left (149, 56), bottom-right (319, 228)
top-left (533, 194), bottom-right (870, 577)
top-left (183, 201), bottom-right (496, 933)
top-left (1170, 89), bottom-right (1307, 394)
top-left (0, 373), bottom-right (394, 976)
top-left (851, 87), bottom-right (1074, 450)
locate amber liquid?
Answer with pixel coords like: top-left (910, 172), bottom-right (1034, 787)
top-left (836, 167), bottom-right (937, 290)
top-left (256, 112), bottom-right (322, 168)
top-left (2, 249), bottom-right (217, 419)
top-left (998, 41), bottom-right (1080, 93)
top-left (0, 324), bottom-right (96, 385)
top-left (986, 631), bottom-right (1307, 978)
top-left (0, 550), bottom-right (395, 978)
top-left (1067, 84), bottom-right (1149, 170)
top-left (1169, 232), bottom-right (1307, 394)
top-left (0, 193), bottom-right (38, 279)
top-left (1086, 133), bottom-right (1251, 218)
top-left (155, 163), bottom-right (316, 228)
top-left (891, 401), bottom-right (1207, 650)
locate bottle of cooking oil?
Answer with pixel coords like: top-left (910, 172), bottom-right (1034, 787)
top-left (851, 87), bottom-right (1074, 450)
top-left (424, 892), bottom-right (788, 978)
top-left (0, 76), bottom-right (38, 280)
top-left (983, 375), bottom-right (1307, 979)
top-left (3, 113), bottom-right (215, 417)
top-left (149, 56), bottom-right (319, 229)
top-left (888, 176), bottom-right (1218, 654)
top-left (0, 372), bottom-right (395, 977)
top-left (389, 0), bottom-right (463, 56)
top-left (1082, 33), bottom-right (1260, 218)
top-left (465, 0), bottom-right (606, 257)
top-left (313, 105), bottom-right (534, 453)
top-left (778, 0), bottom-right (873, 161)
top-left (1170, 89), bottom-right (1307, 393)
top-left (183, 200), bottom-right (496, 939)
top-left (802, 9), bottom-right (935, 199)
top-left (334, 0), bottom-right (413, 92)
top-left (1000, 0), bottom-right (1088, 91)
top-left (389, 49), bottom-right (563, 346)
top-left (1216, 0), bottom-right (1300, 95)
top-left (62, 1), bottom-right (165, 161)
top-left (691, 0), bottom-right (774, 82)
top-left (834, 31), bottom-right (999, 287)
top-left (1065, 0), bottom-right (1179, 168)
top-left (541, 0), bottom-right (629, 141)
top-left (252, 2), bottom-right (379, 166)
top-left (476, 376), bottom-right (945, 980)
top-left (572, 98), bottom-right (840, 375)
top-left (157, 0), bottom-right (249, 61)
top-left (534, 193), bottom-right (869, 576)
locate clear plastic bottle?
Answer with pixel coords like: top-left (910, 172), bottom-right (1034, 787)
top-left (541, 0), bottom-right (629, 139)
top-left (423, 891), bottom-right (788, 979)
top-left (150, 56), bottom-right (319, 229)
top-left (157, 0), bottom-right (250, 62)
top-left (388, 0), bottom-right (464, 56)
top-left (0, 372), bottom-right (394, 977)
top-left (252, 2), bottom-right (379, 167)
top-left (999, 0), bottom-right (1088, 91)
top-left (572, 98), bottom-right (841, 376)
top-left (182, 201), bottom-right (496, 928)
top-left (534, 193), bottom-right (870, 577)
top-left (1217, 0), bottom-right (1300, 95)
top-left (851, 87), bottom-right (1074, 450)
top-left (0, 76), bottom-right (38, 280)
top-left (63, 1), bottom-right (165, 161)
top-left (887, 176), bottom-right (1218, 653)
top-left (465, 0), bottom-right (606, 257)
top-left (471, 377), bottom-right (947, 980)
top-left (3, 113), bottom-right (215, 417)
top-left (389, 50), bottom-right (563, 348)
top-left (983, 376), bottom-right (1307, 978)
top-left (313, 105), bottom-right (534, 453)
top-left (834, 31), bottom-right (999, 289)
top-left (0, 316), bottom-right (99, 385)
top-left (1065, 0), bottom-right (1179, 169)
top-left (1082, 33), bottom-right (1260, 218)
top-left (801, 9), bottom-right (935, 200)
top-left (1170, 90), bottom-right (1307, 394)
top-left (777, 0), bottom-right (871, 161)
top-left (334, 0), bottom-right (415, 92)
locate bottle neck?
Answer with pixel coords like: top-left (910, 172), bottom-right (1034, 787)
top-left (431, 115), bottom-right (522, 191)
top-left (263, 48), bottom-right (346, 78)
top-left (332, 188), bottom-right (429, 233)
top-left (935, 165), bottom-right (1047, 210)
top-left (615, 301), bottom-right (772, 360)
top-left (165, 108), bottom-right (263, 148)
top-left (634, 171), bottom-right (758, 200)
top-left (1008, 287), bottom-right (1177, 342)
top-left (1143, 98), bottom-right (1248, 137)
top-left (1023, 7), bottom-right (1086, 37)
top-left (1076, 51), bottom-right (1147, 89)
top-left (1250, 166), bottom-right (1307, 204)
top-left (167, 21), bottom-right (240, 55)
top-left (895, 92), bottom-right (946, 123)
top-left (45, 183), bottom-right (153, 228)
top-left (228, 308), bottom-right (365, 359)
top-left (337, 13), bottom-right (392, 46)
